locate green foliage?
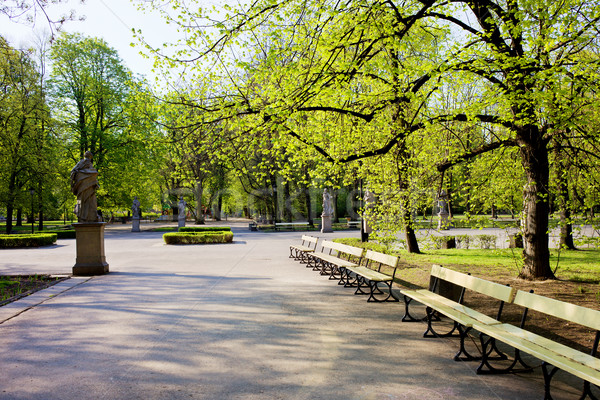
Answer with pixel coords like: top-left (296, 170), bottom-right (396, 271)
top-left (0, 233), bottom-right (57, 247)
top-left (163, 231), bottom-right (234, 245)
top-left (477, 235), bottom-right (497, 250)
top-left (179, 226), bottom-right (232, 232)
top-left (43, 229), bottom-right (76, 239)
top-left (455, 235), bottom-right (470, 249)
top-left (333, 238), bottom-right (394, 256)
top-left (49, 32), bottom-right (166, 214)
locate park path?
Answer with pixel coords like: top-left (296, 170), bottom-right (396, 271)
top-left (0, 224), bottom-right (572, 399)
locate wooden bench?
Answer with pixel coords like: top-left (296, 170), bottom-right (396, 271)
top-left (473, 290), bottom-right (600, 400)
top-left (307, 240), bottom-right (363, 280)
top-left (289, 235), bottom-right (318, 263)
top-left (401, 265), bottom-right (516, 361)
top-left (343, 250), bottom-right (400, 302)
top-left (345, 220), bottom-right (361, 229)
top-left (275, 222), bottom-right (310, 231)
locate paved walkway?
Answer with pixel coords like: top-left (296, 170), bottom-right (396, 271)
top-left (0, 223), bottom-right (581, 399)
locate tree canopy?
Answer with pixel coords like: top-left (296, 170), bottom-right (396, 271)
top-left (140, 0), bottom-right (600, 279)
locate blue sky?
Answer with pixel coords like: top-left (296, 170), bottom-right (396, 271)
top-left (0, 0), bottom-right (219, 79)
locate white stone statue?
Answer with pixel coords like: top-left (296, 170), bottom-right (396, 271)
top-left (322, 188), bottom-right (334, 217)
top-left (178, 196), bottom-right (187, 219)
top-left (70, 151), bottom-right (101, 222)
top-left (363, 189), bottom-right (375, 234)
top-left (132, 196), bottom-right (140, 219)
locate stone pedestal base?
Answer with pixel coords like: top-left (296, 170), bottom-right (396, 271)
top-left (132, 218), bottom-right (140, 232)
top-left (321, 215), bottom-right (333, 233)
top-left (73, 222), bottom-right (109, 276)
top-left (437, 211), bottom-right (450, 230)
top-left (178, 217), bottom-right (186, 229)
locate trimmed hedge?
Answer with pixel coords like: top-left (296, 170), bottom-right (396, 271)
top-left (163, 231), bottom-right (234, 245)
top-left (44, 229), bottom-right (76, 239)
top-left (0, 233), bottom-right (57, 248)
top-left (178, 226), bottom-right (232, 233)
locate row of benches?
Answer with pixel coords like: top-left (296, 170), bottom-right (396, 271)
top-left (290, 235), bottom-right (400, 302)
top-left (288, 234), bottom-right (600, 400)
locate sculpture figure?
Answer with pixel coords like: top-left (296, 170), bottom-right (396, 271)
top-left (132, 196), bottom-right (141, 219)
top-left (363, 189), bottom-right (376, 235)
top-left (70, 151), bottom-right (100, 222)
top-left (322, 188), bottom-right (334, 217)
top-left (178, 196), bottom-right (187, 219)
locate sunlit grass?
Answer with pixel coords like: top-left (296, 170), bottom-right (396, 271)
top-left (400, 248), bottom-right (600, 283)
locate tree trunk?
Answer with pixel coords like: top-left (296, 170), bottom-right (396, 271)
top-left (195, 180), bottom-right (205, 224)
top-left (559, 206), bottom-right (575, 250)
top-left (518, 135), bottom-right (554, 280)
top-left (301, 169), bottom-right (314, 227)
top-left (214, 192), bottom-right (222, 221)
top-left (270, 174), bottom-right (278, 224)
top-left (38, 182), bottom-right (44, 231)
top-left (555, 147), bottom-right (576, 250)
top-left (282, 181), bottom-right (292, 222)
top-left (6, 205), bottom-right (14, 234)
top-left (403, 209), bottom-right (421, 253)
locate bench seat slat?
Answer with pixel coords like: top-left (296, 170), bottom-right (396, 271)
top-left (312, 253), bottom-right (358, 268)
top-left (402, 289), bottom-right (501, 326)
top-left (473, 322), bottom-right (600, 386)
top-left (346, 266), bottom-right (391, 282)
top-left (290, 245), bottom-right (315, 253)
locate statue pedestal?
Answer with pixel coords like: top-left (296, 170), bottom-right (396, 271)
top-left (73, 222), bottom-right (109, 276)
top-left (132, 217), bottom-right (140, 232)
top-left (178, 217), bottom-right (186, 229)
top-left (321, 215), bottom-right (333, 233)
top-left (437, 211), bottom-right (450, 230)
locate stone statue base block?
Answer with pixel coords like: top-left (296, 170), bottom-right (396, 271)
top-left (321, 215), bottom-right (333, 233)
top-left (132, 218), bottom-right (140, 232)
top-left (178, 217), bottom-right (186, 229)
top-left (73, 222), bottom-right (109, 276)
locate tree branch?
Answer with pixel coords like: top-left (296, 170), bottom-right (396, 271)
top-left (437, 138), bottom-right (517, 172)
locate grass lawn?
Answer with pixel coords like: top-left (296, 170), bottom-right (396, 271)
top-left (0, 221), bottom-right (72, 233)
top-left (401, 248), bottom-right (600, 284)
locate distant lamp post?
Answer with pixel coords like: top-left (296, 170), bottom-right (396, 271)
top-left (29, 188), bottom-right (35, 234)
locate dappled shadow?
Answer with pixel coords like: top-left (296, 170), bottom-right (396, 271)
top-left (0, 250), bottom-right (580, 399)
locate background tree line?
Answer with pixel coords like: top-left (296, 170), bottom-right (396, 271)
top-left (137, 0), bottom-right (600, 280)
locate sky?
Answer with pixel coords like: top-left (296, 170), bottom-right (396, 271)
top-left (0, 0), bottom-right (220, 80)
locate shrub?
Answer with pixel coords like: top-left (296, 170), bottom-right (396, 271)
top-left (476, 234), bottom-right (496, 249)
top-left (431, 235), bottom-right (456, 249)
top-left (44, 229), bottom-right (76, 239)
top-left (163, 231), bottom-right (234, 245)
top-left (0, 233), bottom-right (57, 248)
top-left (455, 235), bottom-right (470, 249)
top-left (179, 226), bottom-right (232, 233)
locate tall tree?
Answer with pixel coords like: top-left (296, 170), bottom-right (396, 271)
top-left (50, 33), bottom-right (164, 214)
top-left (0, 36), bottom-right (50, 234)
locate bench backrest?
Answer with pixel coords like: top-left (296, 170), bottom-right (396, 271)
top-left (365, 250), bottom-right (399, 269)
top-left (364, 250), bottom-right (400, 278)
top-left (513, 290), bottom-right (600, 331)
top-left (301, 235), bottom-right (318, 248)
top-left (321, 240), bottom-right (364, 259)
top-left (431, 265), bottom-right (515, 303)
